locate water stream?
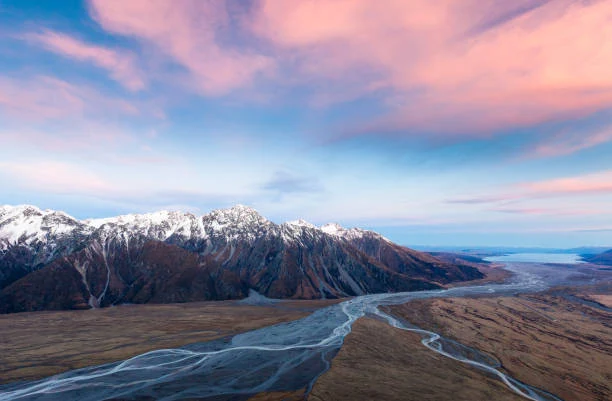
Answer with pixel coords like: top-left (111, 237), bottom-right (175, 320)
top-left (0, 262), bottom-right (591, 401)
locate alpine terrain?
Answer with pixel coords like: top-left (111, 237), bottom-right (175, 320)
top-left (0, 205), bottom-right (482, 313)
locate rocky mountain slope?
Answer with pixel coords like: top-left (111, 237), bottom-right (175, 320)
top-left (0, 205), bottom-right (92, 289)
top-left (0, 205), bottom-right (483, 313)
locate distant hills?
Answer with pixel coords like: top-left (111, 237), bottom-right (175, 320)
top-left (583, 249), bottom-right (612, 266)
top-left (415, 245), bottom-right (611, 256)
top-left (0, 205), bottom-right (483, 313)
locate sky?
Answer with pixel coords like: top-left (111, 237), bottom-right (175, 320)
top-left (1, 0), bottom-right (612, 248)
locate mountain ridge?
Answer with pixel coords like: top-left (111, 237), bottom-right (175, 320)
top-left (0, 204), bottom-right (484, 313)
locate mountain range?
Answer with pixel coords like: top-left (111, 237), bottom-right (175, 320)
top-left (0, 205), bottom-right (483, 313)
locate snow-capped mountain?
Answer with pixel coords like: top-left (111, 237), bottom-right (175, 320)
top-left (0, 205), bottom-right (90, 250)
top-left (0, 204), bottom-right (483, 313)
top-left (0, 205), bottom-right (93, 289)
top-left (0, 204), bottom-right (387, 256)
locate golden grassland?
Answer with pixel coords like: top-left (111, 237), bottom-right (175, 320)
top-left (309, 317), bottom-right (524, 401)
top-left (387, 291), bottom-right (612, 401)
top-left (585, 294), bottom-right (612, 308)
top-left (0, 298), bottom-right (339, 384)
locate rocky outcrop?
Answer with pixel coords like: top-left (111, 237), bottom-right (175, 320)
top-left (0, 240), bottom-right (245, 313)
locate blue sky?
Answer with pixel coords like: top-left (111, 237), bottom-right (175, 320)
top-left (1, 0), bottom-right (612, 247)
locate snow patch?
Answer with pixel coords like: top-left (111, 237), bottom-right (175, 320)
top-left (286, 219), bottom-right (316, 229)
top-left (237, 289), bottom-right (280, 305)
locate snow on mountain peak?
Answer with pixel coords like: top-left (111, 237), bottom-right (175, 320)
top-left (216, 204), bottom-right (263, 217)
top-left (85, 210), bottom-right (193, 228)
top-left (81, 205), bottom-right (270, 245)
top-left (0, 205), bottom-right (84, 250)
top-left (320, 223), bottom-right (345, 235)
top-left (84, 210), bottom-right (202, 242)
top-left (1, 204), bottom-right (80, 223)
top-left (1, 204), bottom-right (42, 218)
top-left (320, 222), bottom-right (388, 242)
top-left (286, 219), bottom-right (317, 229)
top-left (0, 203), bottom-right (389, 252)
top-left (207, 205), bottom-right (268, 226)
top-left (203, 205), bottom-right (272, 243)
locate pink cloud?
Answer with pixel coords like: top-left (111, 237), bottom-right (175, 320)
top-left (448, 170), bottom-right (612, 206)
top-left (249, 0), bottom-right (612, 135)
top-left (0, 75), bottom-right (165, 152)
top-left (531, 128), bottom-right (612, 158)
top-left (0, 75), bottom-right (165, 121)
top-left (1, 125), bottom-right (129, 152)
top-left (0, 76), bottom-right (81, 119)
top-left (490, 207), bottom-right (604, 217)
top-left (491, 208), bottom-right (551, 215)
top-left (446, 195), bottom-right (518, 205)
top-left (88, 0), bottom-right (273, 95)
top-left (81, 0), bottom-right (612, 136)
top-left (26, 29), bottom-right (145, 91)
top-left (522, 171), bottom-right (612, 196)
top-left (0, 161), bottom-right (113, 194)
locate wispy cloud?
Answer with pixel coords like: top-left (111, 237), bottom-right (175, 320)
top-left (0, 160), bottom-right (256, 211)
top-left (0, 74), bottom-right (165, 153)
top-left (489, 207), bottom-right (549, 215)
top-left (446, 196), bottom-right (516, 205)
top-left (0, 75), bottom-right (140, 120)
top-left (251, 0), bottom-right (612, 135)
top-left (0, 125), bottom-right (129, 152)
top-left (530, 127), bottom-right (612, 158)
top-left (24, 29), bottom-right (145, 91)
top-left (572, 227), bottom-right (612, 233)
top-left (262, 171), bottom-right (324, 197)
top-left (447, 170), bottom-right (612, 206)
top-left (522, 170), bottom-right (612, 196)
top-left (88, 0), bottom-right (273, 95)
top-left (490, 207), bottom-right (605, 217)
top-left (0, 161), bottom-right (113, 194)
top-left (77, 0), bottom-right (612, 137)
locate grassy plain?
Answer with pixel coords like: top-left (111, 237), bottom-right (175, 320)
top-left (0, 299), bottom-right (339, 384)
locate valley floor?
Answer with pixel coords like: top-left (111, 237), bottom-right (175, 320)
top-left (4, 268), bottom-right (610, 401)
top-left (309, 316), bottom-right (524, 401)
top-left (383, 289), bottom-right (612, 401)
top-left (287, 287), bottom-right (611, 401)
top-left (0, 298), bottom-right (339, 384)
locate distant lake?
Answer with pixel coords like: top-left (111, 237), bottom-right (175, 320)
top-left (485, 253), bottom-right (583, 264)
